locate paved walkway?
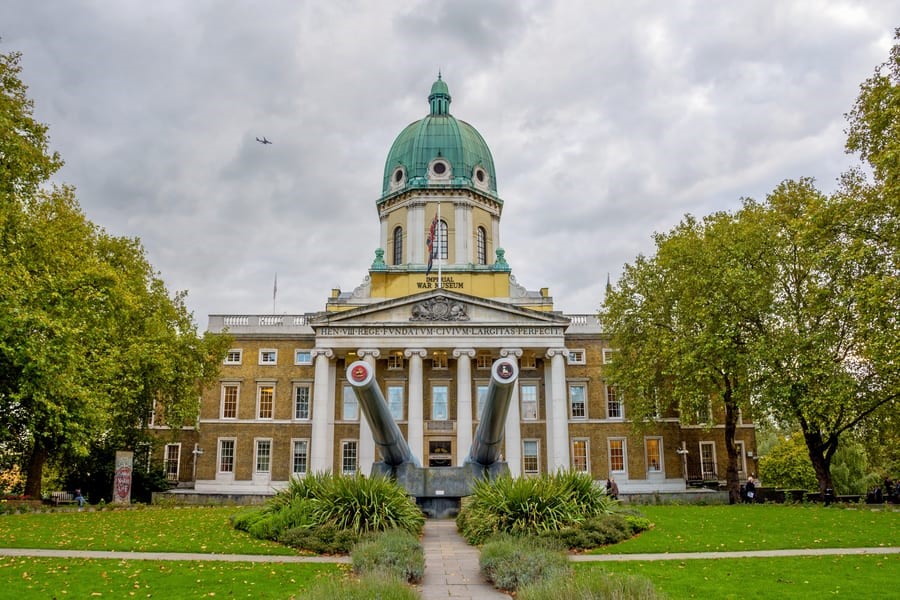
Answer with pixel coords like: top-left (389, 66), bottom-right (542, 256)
top-left (417, 519), bottom-right (509, 599)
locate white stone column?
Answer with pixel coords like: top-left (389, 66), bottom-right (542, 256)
top-left (453, 348), bottom-right (476, 464)
top-left (310, 348), bottom-right (334, 473)
top-left (408, 201), bottom-right (425, 264)
top-left (500, 348), bottom-right (522, 475)
top-left (546, 348), bottom-right (570, 472)
top-left (356, 349), bottom-right (380, 474)
top-left (405, 348), bottom-right (427, 465)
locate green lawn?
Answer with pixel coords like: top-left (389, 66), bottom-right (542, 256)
top-left (0, 506), bottom-right (297, 555)
top-left (579, 554), bottom-right (899, 599)
top-left (0, 556), bottom-right (343, 599)
top-left (592, 504), bottom-right (900, 553)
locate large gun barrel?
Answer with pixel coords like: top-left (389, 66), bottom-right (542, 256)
top-left (346, 360), bottom-right (418, 467)
top-left (466, 357), bottom-right (519, 467)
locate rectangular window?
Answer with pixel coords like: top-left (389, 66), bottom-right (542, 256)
top-left (700, 441), bottom-right (717, 480)
top-left (645, 438), bottom-right (662, 472)
top-left (606, 384), bottom-right (622, 419)
top-left (609, 438), bottom-right (626, 473)
top-left (572, 439), bottom-right (589, 473)
top-left (341, 440), bottom-right (358, 475)
top-left (224, 349), bottom-right (242, 365)
top-left (259, 349), bottom-right (277, 365)
top-left (567, 349), bottom-right (585, 365)
top-left (292, 440), bottom-right (308, 475)
top-left (523, 440), bottom-right (540, 475)
top-left (520, 383), bottom-right (538, 420)
top-left (602, 348), bottom-right (616, 364)
top-left (257, 384), bottom-right (274, 419)
top-left (221, 384), bottom-right (238, 419)
top-left (342, 385), bottom-right (359, 421)
top-left (432, 385), bottom-right (449, 420)
top-left (696, 401), bottom-right (712, 424)
top-left (294, 384), bottom-right (311, 420)
top-left (569, 384), bottom-right (587, 419)
top-left (388, 385), bottom-right (404, 420)
top-left (164, 444), bottom-right (180, 481)
top-left (432, 351), bottom-right (448, 369)
top-left (476, 354), bottom-right (493, 370)
top-left (255, 439), bottom-right (272, 474)
top-left (735, 440), bottom-right (747, 475)
top-left (520, 352), bottom-right (537, 369)
top-left (294, 349), bottom-right (312, 365)
top-left (387, 353), bottom-right (404, 370)
top-left (218, 439), bottom-right (235, 473)
top-left (476, 384), bottom-right (489, 419)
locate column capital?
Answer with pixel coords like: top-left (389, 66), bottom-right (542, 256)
top-left (404, 348), bottom-right (428, 359)
top-left (500, 348), bottom-right (523, 358)
top-left (545, 347), bottom-right (568, 359)
top-left (311, 348), bottom-right (334, 359)
top-left (356, 348), bottom-right (381, 359)
top-left (452, 348), bottom-right (476, 359)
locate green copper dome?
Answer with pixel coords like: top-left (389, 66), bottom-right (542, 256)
top-left (380, 76), bottom-right (498, 202)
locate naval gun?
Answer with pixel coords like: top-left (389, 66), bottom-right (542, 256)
top-left (345, 357), bottom-right (519, 517)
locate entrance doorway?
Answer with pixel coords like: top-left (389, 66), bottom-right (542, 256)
top-left (428, 440), bottom-right (452, 467)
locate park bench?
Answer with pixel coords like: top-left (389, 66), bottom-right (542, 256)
top-left (49, 491), bottom-right (77, 506)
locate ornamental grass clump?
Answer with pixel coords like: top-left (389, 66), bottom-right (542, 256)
top-left (231, 471), bottom-right (424, 551)
top-left (479, 534), bottom-right (570, 592)
top-left (351, 528), bottom-right (425, 583)
top-left (301, 573), bottom-right (419, 600)
top-left (517, 571), bottom-right (662, 600)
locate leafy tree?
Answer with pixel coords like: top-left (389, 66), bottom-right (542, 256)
top-left (601, 211), bottom-right (769, 503)
top-left (758, 433), bottom-right (817, 491)
top-left (0, 49), bottom-right (229, 498)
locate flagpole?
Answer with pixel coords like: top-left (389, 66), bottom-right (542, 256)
top-left (273, 273), bottom-right (277, 315)
top-left (437, 201), bottom-right (442, 289)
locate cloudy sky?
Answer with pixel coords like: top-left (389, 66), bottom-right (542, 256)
top-left (6, 1), bottom-right (899, 327)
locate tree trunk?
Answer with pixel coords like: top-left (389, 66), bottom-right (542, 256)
top-left (723, 395), bottom-right (741, 504)
top-left (803, 429), bottom-right (835, 495)
top-left (23, 440), bottom-right (48, 499)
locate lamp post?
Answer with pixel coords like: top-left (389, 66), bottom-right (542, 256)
top-left (191, 444), bottom-right (204, 484)
top-left (676, 442), bottom-right (689, 484)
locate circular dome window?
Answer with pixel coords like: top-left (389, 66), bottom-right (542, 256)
top-left (394, 168), bottom-right (403, 182)
top-left (390, 167), bottom-right (406, 190)
top-left (428, 159), bottom-right (451, 181)
top-left (433, 161), bottom-right (447, 175)
top-left (475, 168), bottom-right (485, 182)
top-left (472, 166), bottom-right (490, 190)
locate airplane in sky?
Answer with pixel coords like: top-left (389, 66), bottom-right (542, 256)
top-left (256, 136), bottom-right (272, 145)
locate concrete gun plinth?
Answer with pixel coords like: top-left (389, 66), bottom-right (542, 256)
top-left (346, 357), bottom-right (518, 518)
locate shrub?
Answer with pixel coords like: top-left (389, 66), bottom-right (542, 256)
top-left (480, 534), bottom-right (570, 592)
top-left (352, 529), bottom-right (425, 583)
top-left (553, 470), bottom-right (616, 517)
top-left (301, 573), bottom-right (419, 600)
top-left (518, 571), bottom-right (663, 600)
top-left (311, 473), bottom-right (424, 535)
top-left (278, 523), bottom-right (360, 554)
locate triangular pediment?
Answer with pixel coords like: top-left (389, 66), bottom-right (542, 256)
top-left (311, 289), bottom-right (569, 329)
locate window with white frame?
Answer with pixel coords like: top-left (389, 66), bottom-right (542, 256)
top-left (221, 383), bottom-right (239, 419)
top-left (342, 385), bottom-right (359, 421)
top-left (602, 348), bottom-right (616, 364)
top-left (606, 384), bottom-right (623, 419)
top-left (571, 439), bottom-right (590, 473)
top-left (476, 226), bottom-right (487, 265)
top-left (291, 439), bottom-right (308, 476)
top-left (431, 385), bottom-right (448, 420)
top-left (259, 349), bottom-right (277, 365)
top-left (735, 440), bottom-right (747, 475)
top-left (387, 352), bottom-right (404, 370)
top-left (696, 400), bottom-right (712, 424)
top-left (432, 351), bottom-right (448, 369)
top-left (645, 437), bottom-right (663, 473)
top-left (257, 384), bottom-right (274, 419)
top-left (388, 385), bottom-right (404, 420)
top-left (567, 349), bottom-right (586, 365)
top-left (255, 439), bottom-right (272, 474)
top-left (475, 353), bottom-right (493, 370)
top-left (218, 439), bottom-right (235, 473)
top-left (522, 440), bottom-right (540, 475)
top-left (224, 349), bottom-right (242, 365)
top-left (341, 440), bottom-right (358, 475)
top-left (569, 383), bottom-right (587, 419)
top-left (608, 438), bottom-right (627, 474)
top-left (700, 441), bottom-right (717, 479)
top-left (520, 383), bottom-right (538, 420)
top-left (392, 225), bottom-right (403, 265)
top-left (293, 384), bottom-right (311, 420)
top-left (164, 443), bottom-right (180, 481)
top-left (436, 220), bottom-right (448, 259)
top-left (294, 349), bottom-right (312, 365)
top-left (476, 384), bottom-right (489, 419)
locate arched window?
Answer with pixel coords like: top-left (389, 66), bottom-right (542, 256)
top-left (476, 226), bottom-right (487, 265)
top-left (392, 226), bottom-right (403, 265)
top-left (437, 220), bottom-right (448, 260)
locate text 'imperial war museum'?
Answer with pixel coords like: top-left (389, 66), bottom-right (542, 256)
top-left (153, 77), bottom-right (757, 499)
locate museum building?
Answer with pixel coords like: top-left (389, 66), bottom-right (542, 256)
top-left (155, 77), bottom-right (757, 496)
